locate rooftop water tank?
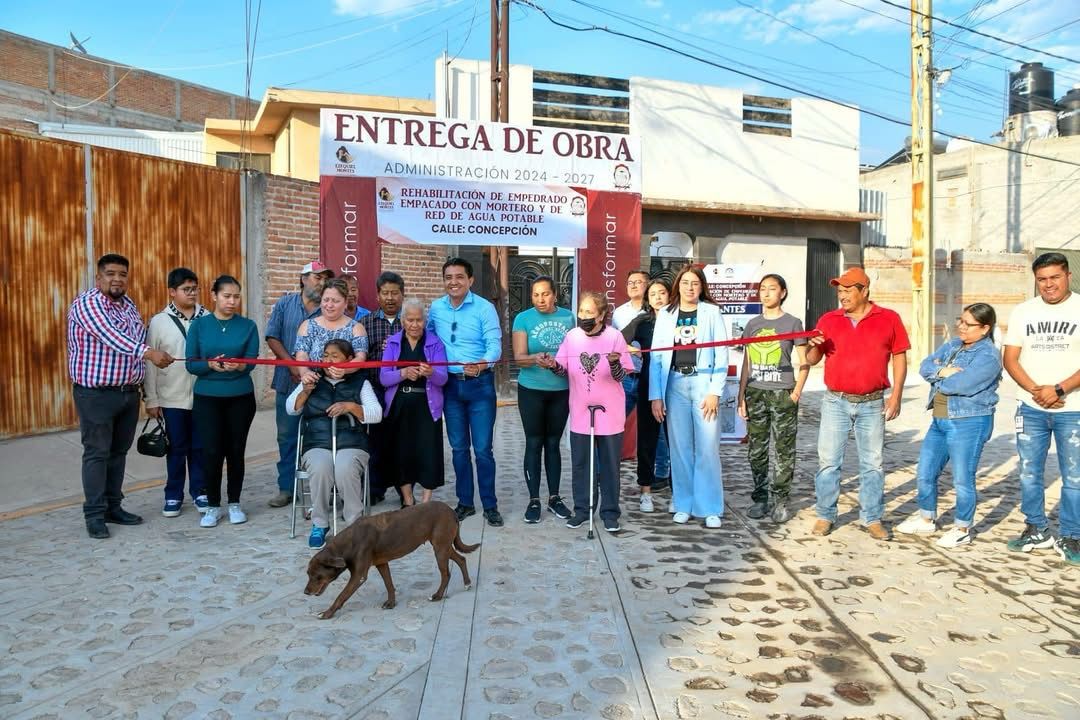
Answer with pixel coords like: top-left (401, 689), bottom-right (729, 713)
top-left (1059, 85), bottom-right (1080, 137)
top-left (1009, 62), bottom-right (1056, 115)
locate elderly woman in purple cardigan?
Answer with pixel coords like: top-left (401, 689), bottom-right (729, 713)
top-left (379, 298), bottom-right (449, 505)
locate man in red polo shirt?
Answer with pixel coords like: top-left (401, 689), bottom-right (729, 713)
top-left (805, 267), bottom-right (909, 541)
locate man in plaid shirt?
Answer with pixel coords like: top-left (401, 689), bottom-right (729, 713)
top-left (361, 271), bottom-right (404, 505)
top-left (68, 254), bottom-right (174, 539)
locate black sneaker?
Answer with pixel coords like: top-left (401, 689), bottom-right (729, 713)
top-left (547, 495), bottom-right (572, 519)
top-left (566, 515), bottom-right (587, 529)
top-left (603, 517), bottom-right (621, 532)
top-left (1006, 523), bottom-right (1054, 552)
top-left (454, 504), bottom-right (476, 522)
top-left (770, 501), bottom-right (790, 524)
top-left (86, 519), bottom-right (109, 539)
top-left (484, 508), bottom-right (504, 527)
top-left (524, 500), bottom-right (542, 524)
top-left (747, 501), bottom-right (769, 519)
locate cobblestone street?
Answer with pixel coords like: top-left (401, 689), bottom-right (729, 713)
top-left (0, 385), bottom-right (1076, 720)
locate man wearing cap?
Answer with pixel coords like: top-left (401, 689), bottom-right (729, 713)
top-left (265, 261), bottom-right (333, 508)
top-left (805, 266), bottom-right (909, 541)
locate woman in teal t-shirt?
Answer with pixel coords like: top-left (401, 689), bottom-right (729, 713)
top-left (511, 275), bottom-right (575, 524)
top-left (185, 275), bottom-right (259, 529)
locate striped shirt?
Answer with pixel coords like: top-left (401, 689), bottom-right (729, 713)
top-left (67, 288), bottom-right (149, 387)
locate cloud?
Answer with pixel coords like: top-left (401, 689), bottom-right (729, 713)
top-left (642, 0), bottom-right (664, 8)
top-left (693, 0), bottom-right (906, 45)
top-left (334, 0), bottom-right (435, 17)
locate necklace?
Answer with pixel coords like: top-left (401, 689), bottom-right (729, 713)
top-left (214, 314), bottom-right (232, 333)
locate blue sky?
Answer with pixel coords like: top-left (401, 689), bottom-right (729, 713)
top-left (5, 0), bottom-right (1078, 164)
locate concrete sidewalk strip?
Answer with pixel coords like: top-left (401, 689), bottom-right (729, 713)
top-left (0, 386), bottom-right (1077, 719)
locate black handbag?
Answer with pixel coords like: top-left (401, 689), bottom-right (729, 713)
top-left (137, 417), bottom-right (170, 457)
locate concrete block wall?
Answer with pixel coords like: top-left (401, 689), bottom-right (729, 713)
top-left (0, 30), bottom-right (258, 133)
top-left (864, 247), bottom-right (1029, 343)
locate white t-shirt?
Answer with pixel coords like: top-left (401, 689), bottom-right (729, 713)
top-left (612, 300), bottom-right (646, 332)
top-left (1005, 292), bottom-right (1080, 412)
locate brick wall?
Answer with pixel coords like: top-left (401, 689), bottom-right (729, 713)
top-left (0, 30), bottom-right (258, 132)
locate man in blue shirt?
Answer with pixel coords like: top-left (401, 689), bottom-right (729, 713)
top-left (265, 260), bottom-right (331, 507)
top-left (428, 257), bottom-right (503, 526)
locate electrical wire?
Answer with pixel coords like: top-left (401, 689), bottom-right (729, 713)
top-left (876, 0), bottom-right (1080, 64)
top-left (563, 0), bottom-right (999, 121)
top-left (514, 0), bottom-right (1080, 168)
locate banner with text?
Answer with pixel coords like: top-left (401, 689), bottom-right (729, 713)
top-left (320, 109), bottom-right (641, 193)
top-left (576, 191), bottom-right (642, 311)
top-left (320, 176), bottom-right (380, 310)
top-left (374, 177), bottom-right (587, 248)
top-left (704, 263), bottom-right (763, 443)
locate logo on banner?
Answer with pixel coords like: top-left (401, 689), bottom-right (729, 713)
top-left (571, 197), bottom-right (586, 216)
top-left (613, 163), bottom-right (632, 190)
top-left (335, 145), bottom-right (356, 173)
top-left (377, 186), bottom-right (394, 210)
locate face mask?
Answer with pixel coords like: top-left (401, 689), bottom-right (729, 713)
top-left (577, 317), bottom-right (598, 332)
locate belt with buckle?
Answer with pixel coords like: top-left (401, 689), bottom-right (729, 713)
top-left (79, 383), bottom-right (142, 393)
top-left (399, 386), bottom-right (427, 394)
top-left (451, 368), bottom-right (492, 379)
top-left (830, 389), bottom-right (884, 403)
top-left (674, 365), bottom-right (697, 376)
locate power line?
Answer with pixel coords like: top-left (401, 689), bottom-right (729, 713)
top-left (514, 0), bottom-right (1080, 168)
top-left (875, 0), bottom-right (1080, 64)
top-left (563, 0), bottom-right (999, 121)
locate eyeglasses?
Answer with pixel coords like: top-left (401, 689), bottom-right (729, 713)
top-left (955, 318), bottom-right (984, 329)
top-left (627, 280), bottom-right (645, 286)
top-left (451, 321), bottom-right (457, 343)
top-left (177, 286), bottom-right (199, 295)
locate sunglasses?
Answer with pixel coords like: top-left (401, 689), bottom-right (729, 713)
top-left (451, 321), bottom-right (457, 343)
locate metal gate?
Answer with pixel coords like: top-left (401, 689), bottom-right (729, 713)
top-left (509, 254), bottom-right (575, 316)
top-left (806, 238), bottom-right (841, 330)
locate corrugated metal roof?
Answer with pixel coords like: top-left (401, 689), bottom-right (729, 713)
top-left (38, 122), bottom-right (208, 165)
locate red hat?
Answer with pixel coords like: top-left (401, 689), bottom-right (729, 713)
top-left (830, 267), bottom-right (870, 287)
top-left (300, 261), bottom-right (334, 277)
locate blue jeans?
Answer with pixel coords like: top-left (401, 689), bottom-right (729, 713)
top-left (162, 407), bottom-right (206, 503)
top-left (915, 414), bottom-right (993, 528)
top-left (1016, 404), bottom-right (1080, 538)
top-left (444, 372), bottom-right (498, 510)
top-left (814, 392), bottom-right (885, 524)
top-left (275, 391), bottom-right (301, 492)
top-left (665, 372), bottom-right (723, 517)
top-left (655, 423), bottom-right (670, 479)
top-left (622, 374), bottom-right (638, 416)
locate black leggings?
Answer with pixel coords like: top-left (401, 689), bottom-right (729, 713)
top-left (193, 393), bottom-right (256, 506)
top-left (517, 385), bottom-right (570, 498)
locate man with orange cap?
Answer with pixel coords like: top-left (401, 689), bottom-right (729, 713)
top-left (805, 266), bottom-right (909, 541)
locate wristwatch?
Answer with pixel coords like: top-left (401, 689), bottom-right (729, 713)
top-left (1055, 384), bottom-right (1066, 399)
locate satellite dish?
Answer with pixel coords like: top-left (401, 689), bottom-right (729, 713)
top-left (69, 32), bottom-right (91, 54)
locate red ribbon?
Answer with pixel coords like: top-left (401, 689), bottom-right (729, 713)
top-left (184, 330), bottom-right (819, 369)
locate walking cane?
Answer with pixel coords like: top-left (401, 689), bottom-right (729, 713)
top-left (587, 404), bottom-right (606, 540)
top-left (330, 414), bottom-right (338, 536)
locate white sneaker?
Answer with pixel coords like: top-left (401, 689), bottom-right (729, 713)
top-left (672, 511), bottom-right (690, 524)
top-left (936, 526), bottom-right (972, 548)
top-left (639, 494), bottom-right (655, 513)
top-left (228, 503), bottom-right (247, 525)
top-left (705, 515), bottom-right (722, 529)
top-left (896, 515), bottom-right (937, 535)
top-left (200, 507), bottom-right (221, 528)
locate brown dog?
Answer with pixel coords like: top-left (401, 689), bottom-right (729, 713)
top-left (304, 502), bottom-right (480, 619)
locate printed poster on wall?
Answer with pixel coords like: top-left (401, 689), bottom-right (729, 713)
top-left (704, 263), bottom-right (763, 443)
top-left (373, 177), bottom-right (588, 248)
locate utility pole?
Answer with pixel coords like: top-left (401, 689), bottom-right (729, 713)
top-left (910, 0), bottom-right (935, 359)
top-left (490, 0), bottom-right (511, 393)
